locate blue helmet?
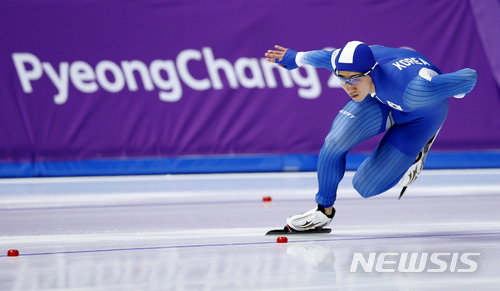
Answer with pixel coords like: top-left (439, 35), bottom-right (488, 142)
top-left (334, 41), bottom-right (377, 73)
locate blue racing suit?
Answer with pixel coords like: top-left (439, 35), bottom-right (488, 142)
top-left (282, 45), bottom-right (477, 206)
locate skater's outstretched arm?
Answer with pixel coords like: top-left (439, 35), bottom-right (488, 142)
top-left (265, 45), bottom-right (334, 71)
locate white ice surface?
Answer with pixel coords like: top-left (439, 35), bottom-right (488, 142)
top-left (1, 169), bottom-right (500, 290)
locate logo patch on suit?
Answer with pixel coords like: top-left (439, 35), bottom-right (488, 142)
top-left (387, 100), bottom-right (403, 111)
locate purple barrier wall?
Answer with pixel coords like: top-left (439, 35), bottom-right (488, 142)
top-left (1, 0), bottom-right (499, 170)
top-left (469, 0), bottom-right (500, 88)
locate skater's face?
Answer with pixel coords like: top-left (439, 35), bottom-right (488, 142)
top-left (337, 71), bottom-right (375, 102)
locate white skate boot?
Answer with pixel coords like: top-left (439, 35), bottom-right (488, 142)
top-left (286, 205), bottom-right (335, 232)
top-left (398, 129), bottom-right (440, 199)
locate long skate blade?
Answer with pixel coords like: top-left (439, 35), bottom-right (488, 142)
top-left (398, 186), bottom-right (408, 200)
top-left (266, 226), bottom-right (332, 235)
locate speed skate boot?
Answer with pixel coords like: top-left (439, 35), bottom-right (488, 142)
top-left (398, 129), bottom-right (440, 199)
top-left (286, 205), bottom-right (335, 231)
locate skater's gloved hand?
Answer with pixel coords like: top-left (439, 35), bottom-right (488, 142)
top-left (265, 45), bottom-right (299, 70)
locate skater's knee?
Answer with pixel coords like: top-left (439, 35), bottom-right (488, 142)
top-left (323, 134), bottom-right (340, 149)
top-left (352, 172), bottom-right (383, 198)
top-left (322, 132), bottom-right (351, 154)
top-left (353, 181), bottom-right (380, 198)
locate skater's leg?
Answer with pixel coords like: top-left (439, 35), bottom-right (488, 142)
top-left (315, 97), bottom-right (392, 207)
top-left (353, 100), bottom-right (449, 197)
top-left (353, 140), bottom-right (415, 197)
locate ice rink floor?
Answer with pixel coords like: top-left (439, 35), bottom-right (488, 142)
top-left (1, 169), bottom-right (500, 291)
